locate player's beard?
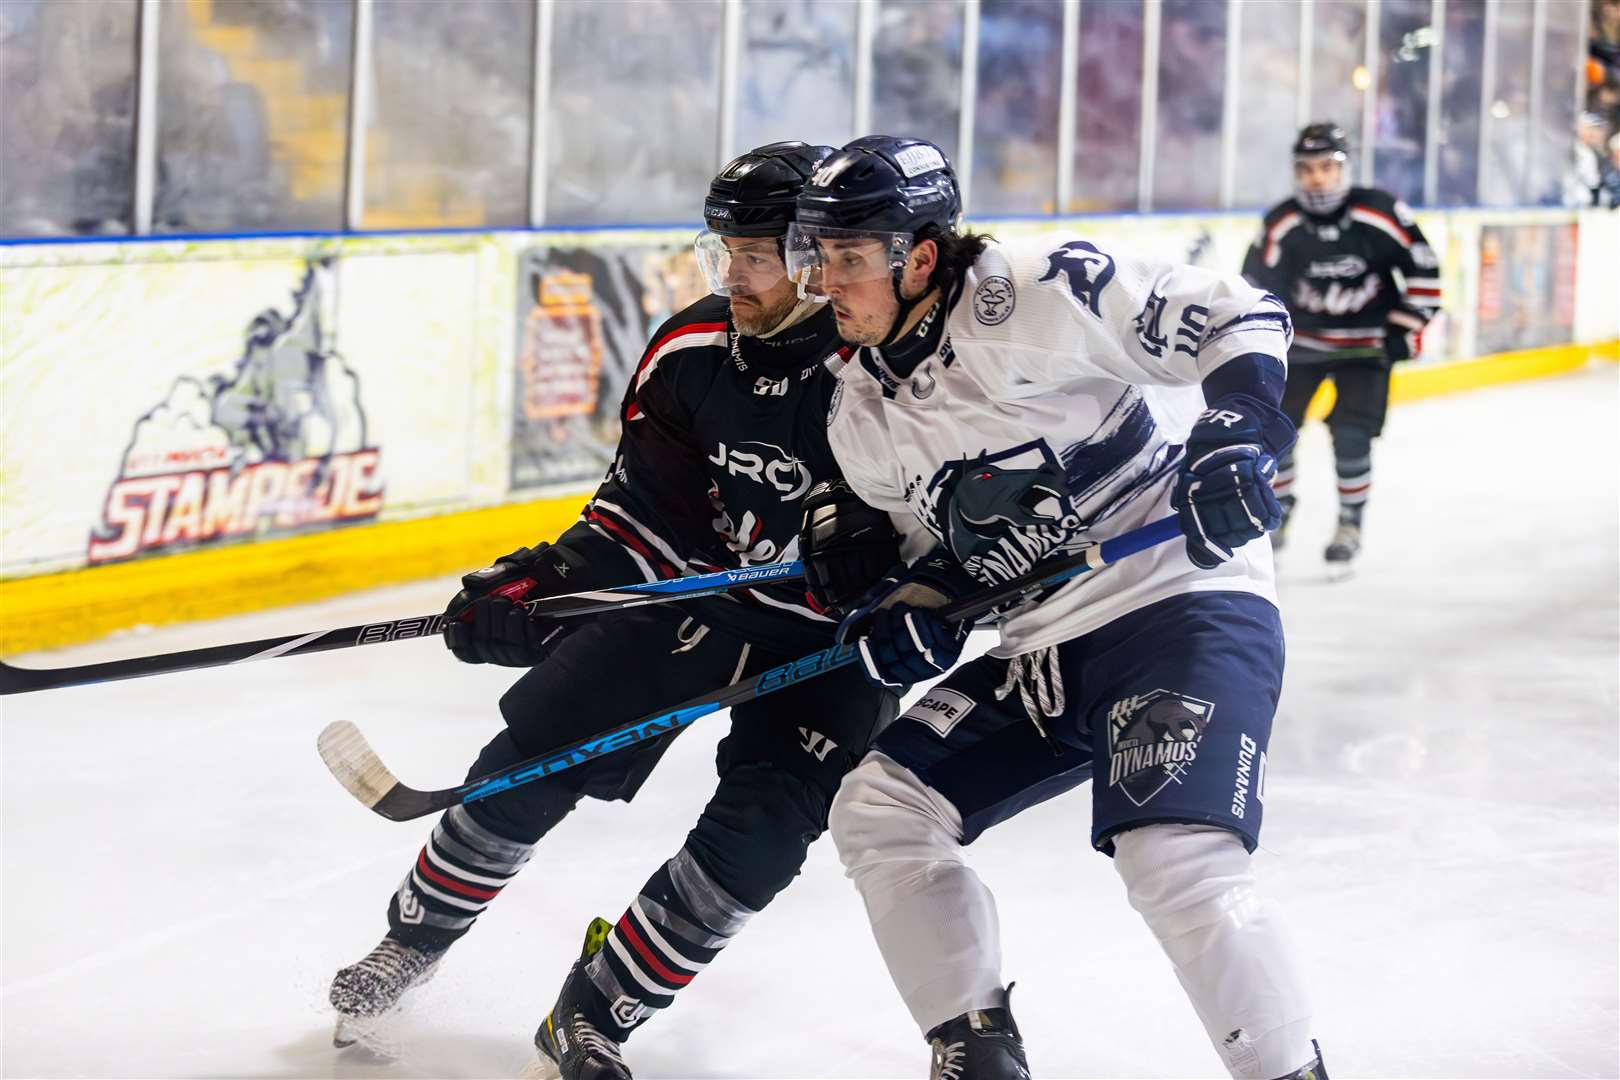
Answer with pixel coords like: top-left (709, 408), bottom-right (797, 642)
top-left (730, 288), bottom-right (799, 337)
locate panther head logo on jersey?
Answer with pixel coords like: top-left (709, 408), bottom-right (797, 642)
top-left (922, 441), bottom-right (1084, 585)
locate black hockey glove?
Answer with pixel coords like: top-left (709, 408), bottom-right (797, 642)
top-left (799, 479), bottom-right (902, 616)
top-left (443, 543), bottom-right (589, 666)
top-left (1172, 394), bottom-right (1297, 569)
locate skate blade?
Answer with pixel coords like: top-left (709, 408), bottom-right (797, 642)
top-left (518, 1051), bottom-right (563, 1079)
top-left (1324, 560), bottom-right (1357, 582)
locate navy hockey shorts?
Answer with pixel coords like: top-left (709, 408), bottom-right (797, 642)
top-left (870, 591), bottom-right (1284, 854)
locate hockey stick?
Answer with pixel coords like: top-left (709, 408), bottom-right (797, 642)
top-left (318, 515), bottom-right (1184, 822)
top-left (0, 560), bottom-right (802, 696)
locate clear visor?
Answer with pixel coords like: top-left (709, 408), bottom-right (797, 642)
top-left (784, 223), bottom-right (915, 300)
top-left (692, 230), bottom-right (790, 298)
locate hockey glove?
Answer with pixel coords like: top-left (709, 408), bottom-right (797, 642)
top-left (443, 542), bottom-right (589, 666)
top-left (1172, 394), bottom-right (1297, 569)
top-left (836, 548), bottom-right (975, 689)
top-left (799, 479), bottom-right (902, 616)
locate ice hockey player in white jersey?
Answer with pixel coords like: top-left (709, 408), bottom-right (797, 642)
top-left (786, 136), bottom-right (1328, 1079)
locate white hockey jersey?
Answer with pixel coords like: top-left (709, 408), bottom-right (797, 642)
top-left (827, 232), bottom-right (1291, 657)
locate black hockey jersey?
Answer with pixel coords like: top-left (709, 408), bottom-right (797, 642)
top-left (1242, 187), bottom-right (1441, 363)
top-left (552, 294), bottom-right (852, 652)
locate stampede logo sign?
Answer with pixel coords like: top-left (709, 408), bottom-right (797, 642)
top-left (87, 260), bottom-right (383, 564)
top-left (1106, 689), bottom-right (1214, 807)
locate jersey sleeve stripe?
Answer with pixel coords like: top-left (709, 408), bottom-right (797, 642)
top-left (631, 322), bottom-right (729, 392)
top-left (585, 501), bottom-right (686, 580)
top-left (1348, 206), bottom-right (1412, 248)
top-left (1263, 211), bottom-right (1303, 268)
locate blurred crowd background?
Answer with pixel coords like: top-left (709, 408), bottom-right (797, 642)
top-left (0, 0), bottom-right (1608, 238)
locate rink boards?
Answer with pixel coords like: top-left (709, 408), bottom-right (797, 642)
top-left (1, 208), bottom-right (1616, 654)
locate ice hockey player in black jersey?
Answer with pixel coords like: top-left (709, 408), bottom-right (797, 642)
top-left (1242, 123), bottom-right (1442, 573)
top-left (328, 143), bottom-right (903, 1079)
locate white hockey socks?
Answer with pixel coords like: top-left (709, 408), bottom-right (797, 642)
top-left (1112, 823), bottom-right (1317, 1078)
top-left (831, 752), bottom-right (1006, 1035)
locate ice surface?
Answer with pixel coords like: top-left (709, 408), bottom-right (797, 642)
top-left (4, 366), bottom-right (1616, 1079)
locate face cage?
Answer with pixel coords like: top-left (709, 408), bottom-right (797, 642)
top-left (784, 223), bottom-right (916, 301)
top-left (692, 230), bottom-right (791, 298)
top-left (1293, 152), bottom-right (1351, 215)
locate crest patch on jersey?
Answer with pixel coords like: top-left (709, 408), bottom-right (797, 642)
top-left (1105, 689), bottom-right (1214, 807)
top-left (972, 275), bottom-right (1016, 325)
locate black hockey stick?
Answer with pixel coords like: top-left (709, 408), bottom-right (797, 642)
top-left (0, 560), bottom-right (802, 696)
top-left (317, 515), bottom-right (1184, 822)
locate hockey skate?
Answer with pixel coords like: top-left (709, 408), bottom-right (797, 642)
top-left (1274, 1039), bottom-right (1329, 1079)
top-left (925, 986), bottom-right (1031, 1080)
top-left (329, 934), bottom-right (446, 1048)
top-left (523, 917), bottom-right (633, 1080)
top-left (1323, 521), bottom-right (1361, 580)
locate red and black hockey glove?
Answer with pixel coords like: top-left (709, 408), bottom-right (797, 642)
top-left (798, 479), bottom-right (902, 616)
top-left (443, 542), bottom-right (589, 667)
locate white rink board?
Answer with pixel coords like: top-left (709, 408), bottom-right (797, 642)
top-left (2, 366), bottom-right (1617, 1078)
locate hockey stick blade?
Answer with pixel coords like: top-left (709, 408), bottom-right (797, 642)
top-left (321, 515), bottom-right (1185, 822)
top-left (0, 560), bottom-right (802, 696)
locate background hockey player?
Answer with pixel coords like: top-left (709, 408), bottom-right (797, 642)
top-left (329, 142), bottom-right (902, 1079)
top-left (786, 136), bottom-right (1326, 1079)
top-left (1242, 123), bottom-right (1442, 572)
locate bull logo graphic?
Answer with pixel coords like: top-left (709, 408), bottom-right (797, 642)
top-left (89, 260), bottom-right (382, 563)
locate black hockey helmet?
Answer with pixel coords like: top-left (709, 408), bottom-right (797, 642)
top-left (703, 141), bottom-right (837, 238)
top-left (1293, 123), bottom-right (1350, 161)
top-left (1292, 123), bottom-right (1351, 215)
top-left (792, 135), bottom-right (962, 236)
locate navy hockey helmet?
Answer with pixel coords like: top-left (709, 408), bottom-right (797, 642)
top-left (793, 135), bottom-right (962, 236)
top-left (1292, 123), bottom-right (1351, 215)
top-left (785, 136), bottom-right (962, 304)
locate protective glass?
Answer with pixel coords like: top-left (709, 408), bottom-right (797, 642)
top-left (693, 230), bottom-right (790, 297)
top-left (784, 223), bottom-right (914, 300)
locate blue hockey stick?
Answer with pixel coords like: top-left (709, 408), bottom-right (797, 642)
top-left (0, 559), bottom-right (802, 696)
top-left (318, 515), bottom-right (1184, 822)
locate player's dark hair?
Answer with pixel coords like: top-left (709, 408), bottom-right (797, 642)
top-left (925, 226), bottom-right (993, 283)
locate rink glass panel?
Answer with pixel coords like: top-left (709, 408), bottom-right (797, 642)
top-left (1309, 0), bottom-right (1370, 158)
top-left (1479, 0), bottom-right (1536, 206)
top-left (1372, 0), bottom-right (1433, 205)
top-left (734, 0), bottom-right (858, 153)
top-left (0, 0), bottom-right (138, 237)
top-left (154, 0), bottom-right (353, 234)
top-left (1534, 1), bottom-right (1587, 207)
top-left (1070, 0), bottom-right (1145, 213)
top-left (970, 0), bottom-right (1062, 216)
top-left (1436, 1), bottom-right (1488, 207)
top-left (544, 0), bottom-right (723, 226)
top-left (1230, 0), bottom-right (1301, 212)
top-left (361, 0), bottom-right (533, 229)
top-left (1152, 0), bottom-right (1228, 211)
top-left (871, 0), bottom-right (965, 165)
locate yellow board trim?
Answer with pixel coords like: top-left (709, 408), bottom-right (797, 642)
top-left (6, 339), bottom-right (1618, 657)
top-left (2, 496), bottom-right (587, 657)
top-left (1305, 338), bottom-right (1620, 420)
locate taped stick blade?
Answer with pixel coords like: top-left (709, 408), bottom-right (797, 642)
top-left (317, 721), bottom-right (400, 811)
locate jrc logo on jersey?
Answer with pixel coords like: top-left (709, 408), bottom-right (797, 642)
top-left (707, 440), bottom-right (812, 500)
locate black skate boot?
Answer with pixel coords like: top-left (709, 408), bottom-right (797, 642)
top-left (525, 917), bottom-right (633, 1080)
top-left (925, 986), bottom-right (1031, 1080)
top-left (1271, 1039), bottom-right (1329, 1079)
top-left (329, 933), bottom-right (446, 1047)
top-left (1323, 519), bottom-right (1361, 579)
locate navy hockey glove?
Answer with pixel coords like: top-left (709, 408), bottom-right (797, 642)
top-left (444, 543), bottom-right (588, 666)
top-left (836, 549), bottom-right (975, 689)
top-left (799, 479), bottom-right (902, 616)
top-left (1172, 394), bottom-right (1297, 569)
